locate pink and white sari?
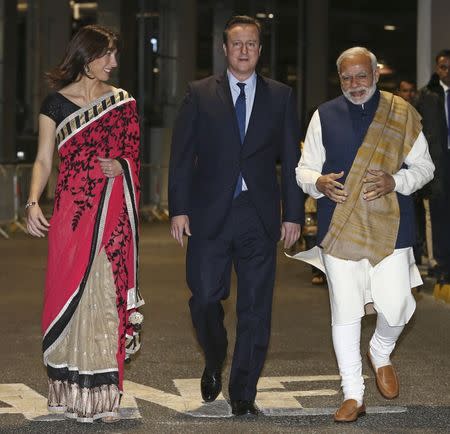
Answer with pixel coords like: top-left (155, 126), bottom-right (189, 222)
top-left (42, 89), bottom-right (143, 422)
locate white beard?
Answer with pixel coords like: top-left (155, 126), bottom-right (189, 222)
top-left (342, 81), bottom-right (377, 105)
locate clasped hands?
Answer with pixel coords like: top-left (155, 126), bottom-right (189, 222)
top-left (170, 216), bottom-right (301, 249)
top-left (316, 169), bottom-right (395, 203)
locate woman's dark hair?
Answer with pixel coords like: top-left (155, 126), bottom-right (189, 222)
top-left (46, 25), bottom-right (119, 89)
top-left (222, 15), bottom-right (262, 45)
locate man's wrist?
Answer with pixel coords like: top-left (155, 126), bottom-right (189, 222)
top-left (390, 174), bottom-right (399, 192)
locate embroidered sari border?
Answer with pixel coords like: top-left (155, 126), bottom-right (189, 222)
top-left (95, 179), bottom-right (114, 256)
top-left (47, 361), bottom-right (119, 375)
top-left (47, 364), bottom-right (119, 386)
top-left (56, 89), bottom-right (134, 150)
top-left (117, 157), bottom-right (144, 309)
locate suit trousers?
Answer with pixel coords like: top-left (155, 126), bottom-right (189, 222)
top-left (186, 192), bottom-right (277, 401)
top-left (429, 154), bottom-right (450, 278)
top-left (430, 196), bottom-right (450, 278)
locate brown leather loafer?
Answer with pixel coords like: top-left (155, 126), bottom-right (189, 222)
top-left (367, 352), bottom-right (399, 399)
top-left (334, 399), bottom-right (366, 422)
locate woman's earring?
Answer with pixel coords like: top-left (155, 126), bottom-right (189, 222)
top-left (84, 64), bottom-right (94, 79)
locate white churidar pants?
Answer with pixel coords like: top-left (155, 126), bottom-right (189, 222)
top-left (288, 246), bottom-right (421, 403)
top-left (332, 312), bottom-right (404, 405)
top-left (325, 248), bottom-right (418, 404)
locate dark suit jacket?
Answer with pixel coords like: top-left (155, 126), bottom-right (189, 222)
top-left (415, 73), bottom-right (449, 198)
top-left (168, 73), bottom-right (304, 241)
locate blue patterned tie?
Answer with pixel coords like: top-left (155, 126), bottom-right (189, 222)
top-left (447, 90), bottom-right (450, 148)
top-left (233, 82), bottom-right (246, 198)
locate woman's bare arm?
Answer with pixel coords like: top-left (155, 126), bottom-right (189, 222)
top-left (26, 115), bottom-right (56, 237)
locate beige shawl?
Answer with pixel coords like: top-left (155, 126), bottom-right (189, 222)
top-left (321, 91), bottom-right (422, 266)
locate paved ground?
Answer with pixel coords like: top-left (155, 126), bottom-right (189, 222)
top-left (1, 222), bottom-right (450, 433)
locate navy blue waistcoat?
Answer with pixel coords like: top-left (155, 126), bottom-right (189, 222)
top-left (317, 91), bottom-right (415, 248)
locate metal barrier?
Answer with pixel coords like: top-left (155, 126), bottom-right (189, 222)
top-left (15, 164), bottom-right (34, 223)
top-left (0, 165), bottom-right (16, 238)
top-left (0, 163), bottom-right (55, 238)
top-left (140, 163), bottom-right (169, 222)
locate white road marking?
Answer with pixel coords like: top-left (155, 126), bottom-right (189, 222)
top-left (0, 375), bottom-right (406, 421)
top-left (263, 406), bottom-right (407, 416)
top-left (0, 384), bottom-right (49, 420)
top-left (0, 383), bottom-right (141, 422)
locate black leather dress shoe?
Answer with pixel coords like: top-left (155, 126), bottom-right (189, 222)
top-left (231, 400), bottom-right (259, 416)
top-left (200, 368), bottom-right (222, 402)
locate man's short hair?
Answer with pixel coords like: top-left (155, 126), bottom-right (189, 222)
top-left (396, 78), bottom-right (416, 90)
top-left (336, 46), bottom-right (378, 73)
top-left (223, 15), bottom-right (262, 45)
top-left (435, 49), bottom-right (450, 63)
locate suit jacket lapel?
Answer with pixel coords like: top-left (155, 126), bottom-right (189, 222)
top-left (216, 73), bottom-right (270, 157)
top-left (242, 74), bottom-right (270, 158)
top-left (216, 74), bottom-right (242, 146)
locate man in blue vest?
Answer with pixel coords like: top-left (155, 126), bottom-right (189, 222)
top-left (296, 47), bottom-right (434, 423)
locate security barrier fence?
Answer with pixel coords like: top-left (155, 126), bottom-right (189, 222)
top-left (0, 163), bottom-right (169, 239)
top-left (0, 165), bottom-right (16, 238)
top-left (140, 163), bottom-right (169, 223)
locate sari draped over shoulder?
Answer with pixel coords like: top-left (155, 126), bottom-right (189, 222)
top-left (41, 89), bottom-right (143, 422)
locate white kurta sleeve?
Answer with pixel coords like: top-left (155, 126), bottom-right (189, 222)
top-left (295, 110), bottom-right (326, 199)
top-left (392, 131), bottom-right (435, 195)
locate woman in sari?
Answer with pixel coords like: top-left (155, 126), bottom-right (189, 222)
top-left (26, 25), bottom-right (143, 423)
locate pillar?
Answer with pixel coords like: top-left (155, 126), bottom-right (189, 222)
top-left (304, 0), bottom-right (329, 120)
top-left (417, 0), bottom-right (450, 88)
top-left (0, 0), bottom-right (18, 162)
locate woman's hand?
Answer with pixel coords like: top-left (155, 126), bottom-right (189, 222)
top-left (26, 204), bottom-right (50, 237)
top-left (98, 157), bottom-right (123, 178)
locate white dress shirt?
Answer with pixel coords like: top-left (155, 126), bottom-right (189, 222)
top-left (227, 70), bottom-right (257, 192)
top-left (296, 109), bottom-right (435, 198)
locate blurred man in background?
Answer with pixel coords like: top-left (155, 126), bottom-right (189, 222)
top-left (396, 78), bottom-right (417, 104)
top-left (416, 49), bottom-right (450, 283)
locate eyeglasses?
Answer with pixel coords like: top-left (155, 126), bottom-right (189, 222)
top-left (230, 41), bottom-right (259, 51)
top-left (339, 72), bottom-right (372, 85)
top-left (437, 64), bottom-right (450, 71)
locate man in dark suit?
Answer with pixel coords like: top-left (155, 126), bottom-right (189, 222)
top-left (168, 15), bottom-right (304, 416)
top-left (416, 49), bottom-right (450, 283)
